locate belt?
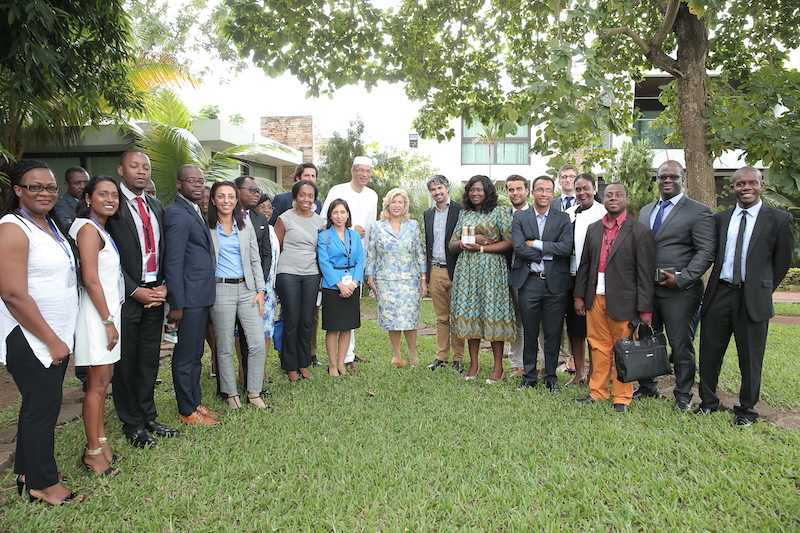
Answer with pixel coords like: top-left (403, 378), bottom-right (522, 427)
top-left (720, 280), bottom-right (743, 290)
top-left (215, 277), bottom-right (245, 284)
top-left (529, 271), bottom-right (546, 279)
top-left (432, 263), bottom-right (448, 268)
top-left (140, 281), bottom-right (161, 289)
top-left (333, 265), bottom-right (355, 270)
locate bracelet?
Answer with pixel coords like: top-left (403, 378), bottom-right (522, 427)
top-left (480, 245), bottom-right (484, 253)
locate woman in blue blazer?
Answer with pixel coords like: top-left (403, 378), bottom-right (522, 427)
top-left (317, 199), bottom-right (364, 376)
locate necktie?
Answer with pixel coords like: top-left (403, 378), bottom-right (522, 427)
top-left (242, 209), bottom-right (249, 220)
top-left (135, 196), bottom-right (157, 272)
top-left (652, 200), bottom-right (669, 234)
top-left (563, 197), bottom-right (572, 210)
top-left (732, 210), bottom-right (747, 285)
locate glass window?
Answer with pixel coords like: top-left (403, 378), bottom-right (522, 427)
top-left (461, 120), bottom-right (530, 165)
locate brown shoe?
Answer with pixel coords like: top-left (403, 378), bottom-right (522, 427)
top-left (345, 361), bottom-right (358, 373)
top-left (510, 367), bottom-right (524, 378)
top-left (197, 404), bottom-right (224, 418)
top-left (179, 411), bottom-right (221, 425)
top-left (354, 355), bottom-right (371, 363)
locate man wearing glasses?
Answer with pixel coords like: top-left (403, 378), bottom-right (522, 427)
top-left (634, 161), bottom-right (715, 412)
top-left (54, 166), bottom-right (89, 229)
top-left (551, 164), bottom-right (578, 212)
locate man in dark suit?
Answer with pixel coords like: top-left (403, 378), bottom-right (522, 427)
top-left (550, 164), bottom-right (578, 212)
top-left (511, 175), bottom-right (573, 393)
top-left (635, 160), bottom-right (716, 411)
top-left (232, 175), bottom-right (272, 392)
top-left (54, 166), bottom-right (89, 230)
top-left (108, 150), bottom-right (179, 448)
top-left (164, 165), bottom-right (220, 425)
top-left (268, 162), bottom-right (322, 225)
top-left (423, 175), bottom-right (465, 372)
top-left (574, 183), bottom-right (655, 413)
top-left (697, 166), bottom-right (794, 427)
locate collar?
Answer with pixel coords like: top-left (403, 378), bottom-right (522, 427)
top-left (435, 198), bottom-right (451, 213)
top-left (602, 211), bottom-right (627, 229)
top-left (660, 192), bottom-right (684, 207)
top-left (512, 203), bottom-right (530, 213)
top-left (733, 200), bottom-right (762, 218)
top-left (121, 182), bottom-right (145, 202)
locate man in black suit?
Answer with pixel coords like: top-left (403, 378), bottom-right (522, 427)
top-left (164, 165), bottom-right (220, 425)
top-left (108, 150), bottom-right (179, 448)
top-left (268, 163), bottom-right (322, 225)
top-left (232, 175), bottom-right (272, 393)
top-left (550, 164), bottom-right (578, 212)
top-left (54, 166), bottom-right (89, 230)
top-left (635, 160), bottom-right (716, 411)
top-left (423, 175), bottom-right (465, 372)
top-left (697, 166), bottom-right (794, 427)
top-left (511, 175), bottom-right (573, 393)
top-left (574, 183), bottom-right (655, 413)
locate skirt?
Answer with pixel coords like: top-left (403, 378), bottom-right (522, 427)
top-left (321, 286), bottom-right (361, 331)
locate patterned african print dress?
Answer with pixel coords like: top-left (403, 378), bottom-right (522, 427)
top-left (449, 206), bottom-right (516, 341)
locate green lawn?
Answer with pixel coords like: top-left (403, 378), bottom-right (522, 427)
top-left (1, 299), bottom-right (799, 532)
top-left (773, 302), bottom-right (800, 317)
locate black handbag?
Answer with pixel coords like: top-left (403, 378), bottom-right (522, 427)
top-left (614, 320), bottom-right (671, 383)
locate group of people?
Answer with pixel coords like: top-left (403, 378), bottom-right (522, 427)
top-left (0, 152), bottom-right (793, 507)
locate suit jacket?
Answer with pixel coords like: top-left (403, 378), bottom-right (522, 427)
top-left (247, 209), bottom-right (272, 281)
top-left (510, 207), bottom-right (573, 294)
top-left (639, 195), bottom-right (716, 298)
top-left (550, 196), bottom-right (575, 212)
top-left (702, 205), bottom-right (794, 323)
top-left (574, 215), bottom-right (655, 322)
top-left (164, 195), bottom-right (215, 310)
top-left (268, 191), bottom-right (322, 226)
top-left (423, 199), bottom-right (461, 282)
top-left (317, 227), bottom-right (365, 289)
top-left (54, 193), bottom-right (78, 230)
top-left (107, 194), bottom-right (166, 297)
top-left (209, 219), bottom-right (266, 293)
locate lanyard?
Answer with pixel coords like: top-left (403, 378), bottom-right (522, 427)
top-left (17, 208), bottom-right (74, 272)
top-left (89, 216), bottom-right (121, 258)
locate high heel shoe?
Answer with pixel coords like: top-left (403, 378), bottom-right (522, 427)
top-left (16, 475), bottom-right (24, 496)
top-left (328, 366), bottom-right (339, 376)
top-left (463, 366), bottom-right (480, 380)
top-left (226, 393), bottom-right (242, 410)
top-left (390, 360), bottom-right (408, 367)
top-left (247, 393), bottom-right (271, 410)
top-left (98, 436), bottom-right (122, 463)
top-left (81, 447), bottom-right (120, 477)
top-left (486, 370), bottom-right (505, 384)
top-left (28, 488), bottom-right (84, 505)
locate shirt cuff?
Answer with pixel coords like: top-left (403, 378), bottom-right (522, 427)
top-left (574, 297), bottom-right (584, 302)
top-left (639, 312), bottom-right (652, 318)
top-left (532, 239), bottom-right (543, 251)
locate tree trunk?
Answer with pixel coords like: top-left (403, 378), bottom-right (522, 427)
top-left (673, 4), bottom-right (716, 210)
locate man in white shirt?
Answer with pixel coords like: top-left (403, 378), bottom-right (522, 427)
top-left (506, 175), bottom-right (530, 378)
top-left (551, 164), bottom-right (578, 212)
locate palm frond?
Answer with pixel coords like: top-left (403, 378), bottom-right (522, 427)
top-left (127, 52), bottom-right (200, 92)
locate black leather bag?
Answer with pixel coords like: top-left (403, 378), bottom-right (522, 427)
top-left (614, 320), bottom-right (671, 383)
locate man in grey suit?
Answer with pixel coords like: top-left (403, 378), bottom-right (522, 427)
top-left (54, 166), bottom-right (89, 229)
top-left (550, 164), bottom-right (578, 212)
top-left (635, 160), bottom-right (716, 411)
top-left (511, 176), bottom-right (573, 392)
top-left (697, 167), bottom-right (794, 426)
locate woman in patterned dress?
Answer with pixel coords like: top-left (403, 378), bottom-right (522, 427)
top-left (255, 194), bottom-right (280, 358)
top-left (449, 175), bottom-right (516, 382)
top-left (365, 189), bottom-right (427, 366)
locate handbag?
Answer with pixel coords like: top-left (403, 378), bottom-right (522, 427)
top-left (614, 319), bottom-right (671, 383)
top-left (272, 319), bottom-right (284, 352)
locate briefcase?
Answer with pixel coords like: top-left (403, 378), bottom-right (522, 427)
top-left (614, 320), bottom-right (671, 383)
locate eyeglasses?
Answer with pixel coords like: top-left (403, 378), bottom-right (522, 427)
top-left (179, 178), bottom-right (205, 185)
top-left (353, 168), bottom-right (372, 174)
top-left (17, 184), bottom-right (59, 193)
top-left (657, 174), bottom-right (681, 182)
top-left (560, 174), bottom-right (577, 180)
top-left (533, 188), bottom-right (554, 194)
top-left (238, 186), bottom-right (261, 195)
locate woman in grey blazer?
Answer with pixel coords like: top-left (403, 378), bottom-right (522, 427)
top-left (207, 181), bottom-right (268, 410)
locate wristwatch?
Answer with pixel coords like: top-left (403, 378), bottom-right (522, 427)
top-left (102, 315), bottom-right (114, 325)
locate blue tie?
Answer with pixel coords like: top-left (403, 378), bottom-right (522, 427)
top-left (563, 197), bottom-right (572, 210)
top-left (652, 201), bottom-right (668, 234)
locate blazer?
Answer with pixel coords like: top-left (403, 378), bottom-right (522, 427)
top-left (317, 227), bottom-right (365, 290)
top-left (365, 219), bottom-right (426, 281)
top-left (268, 191), bottom-right (322, 226)
top-left (164, 195), bottom-right (216, 310)
top-left (54, 193), bottom-right (78, 230)
top-left (550, 196), bottom-right (575, 212)
top-left (107, 194), bottom-right (166, 297)
top-left (574, 215), bottom-right (655, 322)
top-left (209, 219), bottom-right (267, 293)
top-left (509, 207), bottom-right (573, 294)
top-left (423, 199), bottom-right (461, 282)
top-left (639, 195), bottom-right (716, 298)
top-left (702, 205), bottom-right (794, 323)
top-left (247, 209), bottom-right (272, 281)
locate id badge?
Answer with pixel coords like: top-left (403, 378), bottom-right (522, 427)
top-left (596, 272), bottom-right (606, 295)
top-left (67, 269), bottom-right (77, 287)
top-left (341, 274), bottom-right (353, 286)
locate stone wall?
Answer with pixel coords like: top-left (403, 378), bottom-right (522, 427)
top-left (261, 115), bottom-right (314, 190)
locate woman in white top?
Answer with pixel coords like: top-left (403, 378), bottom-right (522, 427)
top-left (70, 175), bottom-right (125, 477)
top-left (0, 160), bottom-right (84, 505)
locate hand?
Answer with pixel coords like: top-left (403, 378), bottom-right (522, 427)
top-left (105, 323), bottom-right (120, 351)
top-left (132, 287), bottom-right (167, 308)
top-left (366, 276), bottom-right (377, 298)
top-left (639, 313), bottom-right (653, 326)
top-left (47, 338), bottom-right (71, 366)
top-left (336, 282), bottom-right (353, 298)
top-left (474, 233), bottom-right (495, 246)
top-left (253, 291), bottom-right (265, 316)
top-left (462, 242), bottom-right (480, 252)
top-left (166, 308), bottom-right (183, 325)
top-left (353, 224), bottom-right (366, 239)
top-left (420, 279), bottom-right (428, 298)
top-left (658, 270), bottom-right (679, 290)
top-left (574, 300), bottom-right (586, 316)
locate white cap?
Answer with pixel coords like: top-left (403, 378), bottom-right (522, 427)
top-left (353, 156), bottom-right (373, 167)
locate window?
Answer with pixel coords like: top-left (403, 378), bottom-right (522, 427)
top-left (461, 121), bottom-right (530, 165)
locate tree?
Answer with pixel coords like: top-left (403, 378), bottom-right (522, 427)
top-left (606, 141), bottom-right (656, 219)
top-left (228, 113), bottom-right (246, 126)
top-left (317, 118), bottom-right (366, 201)
top-left (197, 105), bottom-right (220, 120)
top-left (222, 0), bottom-right (800, 210)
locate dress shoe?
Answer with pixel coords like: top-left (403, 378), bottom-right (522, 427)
top-left (632, 388), bottom-right (660, 400)
top-left (613, 403), bottom-right (630, 414)
top-left (509, 367), bottom-right (524, 378)
top-left (546, 381), bottom-right (562, 393)
top-left (574, 395), bottom-right (596, 404)
top-left (516, 381), bottom-right (537, 391)
top-left (179, 411), bottom-right (221, 425)
top-left (145, 420), bottom-right (180, 438)
top-left (197, 404), bottom-right (224, 418)
top-left (126, 429), bottom-right (157, 449)
top-left (390, 360), bottom-right (408, 367)
top-left (485, 370), bottom-right (505, 385)
top-left (452, 361), bottom-right (464, 373)
top-left (310, 356), bottom-right (322, 366)
top-left (345, 361), bottom-right (358, 373)
top-left (693, 406), bottom-right (715, 416)
top-left (354, 355), bottom-right (371, 363)
top-left (731, 415), bottom-right (755, 427)
top-left (672, 399), bottom-right (692, 413)
top-left (426, 359), bottom-right (448, 371)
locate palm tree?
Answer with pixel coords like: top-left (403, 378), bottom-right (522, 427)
top-left (471, 122), bottom-right (504, 179)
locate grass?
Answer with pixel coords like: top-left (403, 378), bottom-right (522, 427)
top-left (1, 299), bottom-right (799, 532)
top-left (773, 302), bottom-right (800, 317)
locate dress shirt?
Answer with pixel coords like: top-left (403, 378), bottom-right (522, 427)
top-left (648, 193), bottom-right (684, 229)
top-left (120, 183), bottom-right (161, 282)
top-left (510, 204), bottom-right (530, 216)
top-left (431, 199), bottom-right (450, 265)
top-left (562, 196), bottom-right (575, 211)
top-left (598, 211), bottom-right (627, 274)
top-left (215, 222), bottom-right (245, 278)
top-left (529, 207), bottom-right (553, 272)
top-left (178, 192), bottom-right (203, 218)
top-left (720, 200), bottom-right (763, 283)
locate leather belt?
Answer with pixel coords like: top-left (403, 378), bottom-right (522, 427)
top-left (720, 280), bottom-right (743, 290)
top-left (530, 271), bottom-right (546, 279)
top-left (215, 277), bottom-right (245, 284)
top-left (432, 263), bottom-right (448, 268)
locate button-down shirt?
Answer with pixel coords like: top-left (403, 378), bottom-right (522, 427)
top-left (598, 211), bottom-right (627, 274)
top-left (562, 196), bottom-right (576, 211)
top-left (216, 221), bottom-right (245, 278)
top-left (649, 193), bottom-right (684, 229)
top-left (431, 199), bottom-right (450, 265)
top-left (720, 200), bottom-right (762, 283)
top-left (120, 183), bottom-right (161, 283)
top-left (529, 207), bottom-right (553, 272)
top-left (178, 192), bottom-right (203, 219)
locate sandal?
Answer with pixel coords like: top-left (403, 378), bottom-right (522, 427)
top-left (226, 393), bottom-right (242, 410)
top-left (81, 447), bottom-right (120, 477)
top-left (247, 393), bottom-right (271, 410)
top-left (28, 489), bottom-right (84, 505)
top-left (98, 436), bottom-right (122, 463)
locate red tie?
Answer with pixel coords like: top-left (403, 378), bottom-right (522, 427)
top-left (135, 196), bottom-right (157, 272)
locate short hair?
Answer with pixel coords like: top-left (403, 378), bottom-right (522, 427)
top-left (506, 174), bottom-right (529, 190)
top-left (732, 166), bottom-right (763, 183)
top-left (1, 160), bottom-right (55, 218)
top-left (658, 160), bottom-right (685, 175)
top-left (207, 181), bottom-right (246, 230)
top-left (605, 182), bottom-right (629, 196)
top-left (325, 199), bottom-right (353, 229)
top-left (574, 173), bottom-right (596, 188)
top-left (461, 175), bottom-right (498, 213)
top-left (119, 149), bottom-right (147, 166)
top-left (558, 164), bottom-right (579, 177)
top-left (75, 175), bottom-right (124, 223)
top-left (291, 179), bottom-right (318, 200)
top-left (380, 188), bottom-right (410, 221)
top-left (234, 175), bottom-right (255, 188)
top-left (532, 175), bottom-right (555, 189)
top-left (257, 192), bottom-right (271, 205)
top-left (65, 166), bottom-right (88, 183)
top-left (427, 174), bottom-right (450, 190)
top-left (292, 162), bottom-right (318, 181)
